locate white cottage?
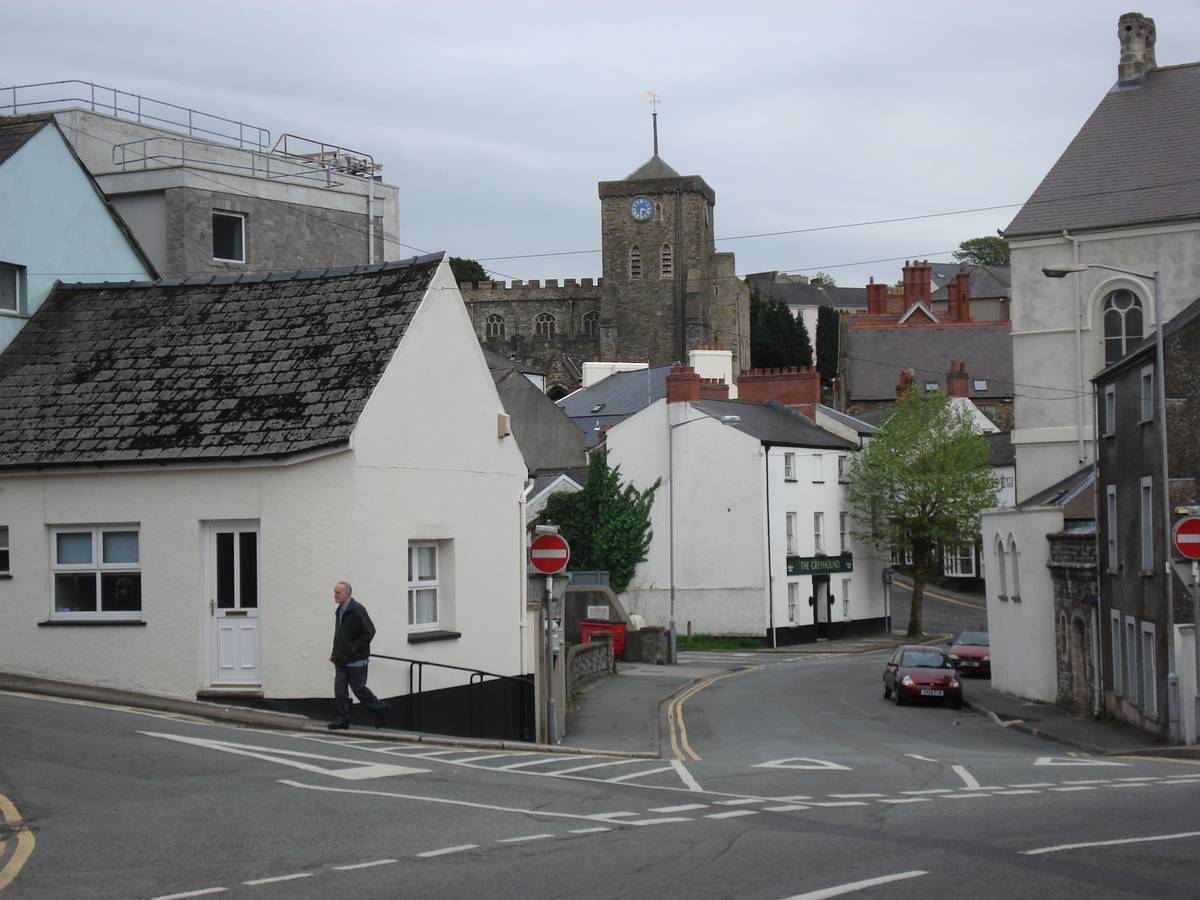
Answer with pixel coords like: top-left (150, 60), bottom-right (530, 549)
top-left (0, 254), bottom-right (533, 737)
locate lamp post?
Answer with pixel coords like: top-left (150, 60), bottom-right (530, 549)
top-left (1043, 262), bottom-right (1178, 742)
top-left (668, 410), bottom-right (740, 664)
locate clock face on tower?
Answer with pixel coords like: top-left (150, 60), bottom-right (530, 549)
top-left (630, 196), bottom-right (653, 221)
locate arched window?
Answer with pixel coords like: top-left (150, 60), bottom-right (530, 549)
top-left (535, 313), bottom-right (555, 338)
top-left (581, 310), bottom-right (599, 338)
top-left (1103, 289), bottom-right (1144, 364)
top-left (484, 314), bottom-right (504, 338)
top-left (1008, 537), bottom-right (1021, 600)
top-left (995, 538), bottom-right (1008, 600)
top-left (629, 245), bottom-right (642, 279)
top-left (661, 243), bottom-right (673, 279)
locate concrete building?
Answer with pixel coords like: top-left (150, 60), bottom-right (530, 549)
top-left (0, 254), bottom-right (534, 739)
top-left (0, 113), bottom-right (155, 353)
top-left (3, 81), bottom-right (400, 278)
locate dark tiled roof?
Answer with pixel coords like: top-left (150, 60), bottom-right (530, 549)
top-left (0, 114), bottom-right (51, 166)
top-left (1019, 464), bottom-right (1095, 515)
top-left (984, 431), bottom-right (1015, 467)
top-left (0, 256), bottom-right (443, 468)
top-left (483, 346), bottom-right (543, 376)
top-left (751, 281), bottom-right (868, 311)
top-left (929, 264), bottom-right (1011, 300)
top-left (815, 404), bottom-right (876, 436)
top-left (1005, 63), bottom-right (1200, 237)
top-left (625, 155), bottom-right (681, 180)
top-left (695, 398), bottom-right (856, 450)
top-left (846, 322), bottom-right (1014, 402)
top-left (557, 365), bottom-right (672, 446)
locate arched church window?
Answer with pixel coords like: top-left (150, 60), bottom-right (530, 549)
top-left (535, 313), bottom-right (555, 338)
top-left (1103, 289), bottom-right (1144, 364)
top-left (655, 202), bottom-right (663, 221)
top-left (629, 245), bottom-right (642, 280)
top-left (485, 314), bottom-right (504, 338)
top-left (661, 243), bottom-right (673, 279)
top-left (581, 310), bottom-right (599, 338)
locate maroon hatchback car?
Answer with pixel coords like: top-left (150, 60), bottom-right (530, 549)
top-left (947, 629), bottom-right (991, 676)
top-left (883, 645), bottom-right (962, 709)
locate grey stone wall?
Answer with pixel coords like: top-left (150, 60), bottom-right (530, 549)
top-left (1048, 531), bottom-right (1099, 716)
top-left (566, 637), bottom-right (614, 700)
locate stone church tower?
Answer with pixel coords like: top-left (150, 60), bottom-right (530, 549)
top-left (462, 146), bottom-right (749, 394)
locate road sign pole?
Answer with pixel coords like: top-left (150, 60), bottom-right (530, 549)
top-left (545, 575), bottom-right (557, 744)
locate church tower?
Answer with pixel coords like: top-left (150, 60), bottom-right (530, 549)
top-left (597, 142), bottom-right (749, 373)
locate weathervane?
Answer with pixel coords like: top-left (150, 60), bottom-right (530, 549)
top-left (644, 90), bottom-right (660, 156)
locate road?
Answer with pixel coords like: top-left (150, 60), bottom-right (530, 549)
top-left (3, 595), bottom-right (1199, 899)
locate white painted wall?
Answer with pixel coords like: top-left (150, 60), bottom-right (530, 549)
top-left (0, 124), bottom-right (152, 352)
top-left (981, 505), bottom-right (1062, 702)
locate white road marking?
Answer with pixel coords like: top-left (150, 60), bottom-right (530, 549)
top-left (606, 766), bottom-right (676, 783)
top-left (993, 790), bottom-right (1040, 796)
top-left (755, 757), bottom-right (851, 771)
top-left (902, 789), bottom-right (951, 795)
top-left (1114, 776), bottom-right (1160, 781)
top-left (418, 845), bottom-right (478, 857)
top-left (243, 873), bottom-right (312, 885)
top-left (939, 792), bottom-right (989, 799)
top-left (1023, 830), bottom-right (1200, 856)
top-left (333, 859), bottom-right (397, 870)
top-left (631, 817), bottom-right (695, 825)
top-left (590, 811), bottom-right (640, 821)
top-left (651, 804), bottom-right (708, 813)
top-left (829, 793), bottom-right (883, 799)
top-left (551, 758), bottom-right (642, 775)
top-left (1049, 786), bottom-right (1096, 792)
top-left (1011, 782), bottom-right (1056, 788)
top-left (780, 868), bottom-right (928, 900)
top-left (450, 753), bottom-right (513, 763)
top-left (1108, 783), bottom-right (1151, 789)
top-left (714, 798), bottom-right (765, 805)
top-left (141, 732), bottom-right (428, 781)
top-left (706, 809), bottom-right (758, 819)
top-left (807, 801), bottom-right (869, 808)
top-left (1035, 757), bottom-right (1129, 767)
top-left (569, 827), bottom-right (611, 834)
top-left (765, 804), bottom-right (812, 811)
top-left (878, 798), bottom-right (931, 805)
top-left (905, 754), bottom-right (939, 763)
top-left (496, 757), bottom-right (564, 770)
top-left (497, 834), bottom-right (554, 843)
top-left (671, 759), bottom-right (704, 792)
top-left (152, 890), bottom-right (227, 900)
top-left (952, 764), bottom-right (980, 790)
top-left (1062, 779), bottom-right (1112, 785)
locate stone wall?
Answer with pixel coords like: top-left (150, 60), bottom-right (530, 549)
top-left (1048, 531), bottom-right (1099, 716)
top-left (566, 636), bottom-right (614, 699)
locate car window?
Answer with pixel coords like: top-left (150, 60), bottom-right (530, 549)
top-left (901, 650), bottom-right (951, 668)
top-left (956, 631), bottom-right (989, 646)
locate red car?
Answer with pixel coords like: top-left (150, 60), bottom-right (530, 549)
top-left (947, 629), bottom-right (991, 676)
top-left (883, 645), bottom-right (962, 709)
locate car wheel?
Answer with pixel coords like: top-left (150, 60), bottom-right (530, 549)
top-left (894, 692), bottom-right (905, 706)
top-left (883, 684), bottom-right (892, 700)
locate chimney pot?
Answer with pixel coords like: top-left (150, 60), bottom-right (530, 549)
top-left (1118, 12), bottom-right (1157, 85)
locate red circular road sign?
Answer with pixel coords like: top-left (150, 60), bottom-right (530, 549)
top-left (530, 533), bottom-right (571, 574)
top-left (1173, 516), bottom-right (1200, 560)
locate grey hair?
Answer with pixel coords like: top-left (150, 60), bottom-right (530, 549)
top-left (336, 581), bottom-right (352, 595)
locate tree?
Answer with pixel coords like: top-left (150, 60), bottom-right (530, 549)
top-left (534, 450), bottom-right (661, 595)
top-left (750, 288), bottom-right (813, 369)
top-left (815, 305), bottom-right (841, 388)
top-left (449, 256), bottom-right (491, 286)
top-left (845, 388), bottom-right (1000, 636)
top-left (810, 272), bottom-right (838, 286)
top-left (952, 236), bottom-right (1010, 267)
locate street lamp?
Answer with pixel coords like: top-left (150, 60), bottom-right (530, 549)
top-left (1043, 262), bottom-right (1179, 742)
top-left (668, 410), bottom-right (741, 664)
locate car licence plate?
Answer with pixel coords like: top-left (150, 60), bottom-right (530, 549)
top-left (962, 661), bottom-right (979, 667)
top-left (920, 689), bottom-right (944, 696)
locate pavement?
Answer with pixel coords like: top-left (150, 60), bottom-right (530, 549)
top-left (2, 633), bottom-right (1195, 760)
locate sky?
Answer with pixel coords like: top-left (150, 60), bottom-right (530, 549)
top-left (5, 1), bottom-right (1200, 288)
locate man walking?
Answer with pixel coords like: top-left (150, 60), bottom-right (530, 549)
top-left (329, 581), bottom-right (390, 730)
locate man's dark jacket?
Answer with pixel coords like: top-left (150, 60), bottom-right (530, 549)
top-left (332, 599), bottom-right (376, 665)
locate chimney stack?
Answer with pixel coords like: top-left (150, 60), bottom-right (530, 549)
top-left (666, 366), bottom-right (702, 403)
top-left (738, 366), bottom-right (821, 419)
top-left (947, 361), bottom-right (969, 398)
top-left (897, 369), bottom-right (917, 398)
top-left (1118, 12), bottom-right (1156, 86)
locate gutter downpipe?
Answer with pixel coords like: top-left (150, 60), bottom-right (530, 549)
top-left (1063, 231), bottom-right (1087, 467)
top-left (765, 445), bottom-right (776, 648)
top-left (368, 173), bottom-right (376, 265)
top-left (1090, 380), bottom-right (1105, 719)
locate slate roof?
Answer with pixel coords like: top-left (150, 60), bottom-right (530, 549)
top-left (1005, 63), bottom-right (1200, 237)
top-left (0, 255), bottom-right (443, 469)
top-left (750, 281), bottom-right (868, 312)
top-left (695, 398), bottom-right (856, 450)
top-left (846, 322), bottom-right (1014, 402)
top-left (929, 264), bottom-right (1011, 300)
top-left (984, 431), bottom-right (1015, 468)
top-left (0, 114), bottom-right (50, 166)
top-left (557, 365), bottom-right (672, 447)
top-left (625, 155), bottom-right (682, 181)
top-left (1018, 464), bottom-right (1096, 522)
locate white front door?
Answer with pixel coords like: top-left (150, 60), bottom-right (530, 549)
top-left (207, 523), bottom-right (262, 688)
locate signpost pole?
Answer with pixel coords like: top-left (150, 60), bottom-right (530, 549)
top-left (530, 529), bottom-right (569, 745)
top-left (545, 574), bottom-right (556, 744)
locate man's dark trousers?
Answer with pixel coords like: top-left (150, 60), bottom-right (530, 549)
top-left (333, 663), bottom-right (387, 725)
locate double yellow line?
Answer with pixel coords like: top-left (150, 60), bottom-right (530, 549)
top-left (667, 667), bottom-right (760, 761)
top-left (0, 794), bottom-right (34, 891)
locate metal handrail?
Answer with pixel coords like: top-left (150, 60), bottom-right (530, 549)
top-left (2, 80), bottom-right (270, 151)
top-left (371, 652), bottom-right (534, 741)
top-left (110, 135), bottom-right (348, 188)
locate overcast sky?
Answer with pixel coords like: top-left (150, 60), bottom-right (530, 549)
top-left (6, 1), bottom-right (1200, 287)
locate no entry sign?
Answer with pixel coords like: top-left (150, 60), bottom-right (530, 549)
top-left (530, 533), bottom-right (571, 574)
top-left (1173, 516), bottom-right (1200, 560)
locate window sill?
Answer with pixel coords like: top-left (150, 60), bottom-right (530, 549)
top-left (39, 619), bottom-right (146, 626)
top-left (408, 629), bottom-right (461, 644)
top-left (0, 573), bottom-right (11, 580)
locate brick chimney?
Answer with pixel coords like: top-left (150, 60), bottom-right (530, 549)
top-left (866, 279), bottom-right (888, 316)
top-left (1118, 12), bottom-right (1156, 86)
top-left (902, 260), bottom-right (932, 310)
top-left (947, 361), bottom-right (969, 398)
top-left (699, 378), bottom-right (730, 400)
top-left (947, 268), bottom-right (972, 323)
top-left (666, 366), bottom-right (702, 403)
top-left (897, 369), bottom-right (917, 398)
top-left (738, 366), bottom-right (821, 419)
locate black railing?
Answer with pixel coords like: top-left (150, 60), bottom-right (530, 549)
top-left (371, 653), bottom-right (534, 743)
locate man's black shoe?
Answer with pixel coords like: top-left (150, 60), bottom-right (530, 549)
top-left (374, 702), bottom-right (390, 729)
top-left (327, 720), bottom-right (350, 731)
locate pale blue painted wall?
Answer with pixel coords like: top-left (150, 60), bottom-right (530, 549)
top-left (0, 124), bottom-right (152, 353)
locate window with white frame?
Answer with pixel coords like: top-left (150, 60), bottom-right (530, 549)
top-left (1110, 610), bottom-right (1123, 694)
top-left (1, 262), bottom-right (23, 314)
top-left (0, 526), bottom-right (8, 574)
top-left (813, 455), bottom-right (824, 483)
top-left (1008, 538), bottom-right (1021, 600)
top-left (943, 545), bottom-right (976, 577)
top-left (1140, 365), bottom-right (1154, 422)
top-left (1106, 485), bottom-right (1118, 571)
top-left (1141, 621), bottom-right (1157, 717)
top-left (1103, 384), bottom-right (1116, 436)
top-left (784, 453), bottom-right (796, 481)
top-left (995, 539), bottom-right (1007, 599)
top-left (838, 455), bottom-right (848, 482)
top-left (1125, 616), bottom-right (1138, 705)
top-left (839, 512), bottom-right (848, 554)
top-left (785, 513), bottom-right (797, 555)
top-left (51, 527), bottom-right (141, 618)
top-left (787, 581), bottom-right (799, 624)
top-left (841, 577), bottom-right (851, 619)
top-left (814, 512), bottom-right (825, 555)
top-left (212, 212), bottom-right (245, 262)
top-left (408, 542), bottom-right (440, 630)
top-left (892, 547), bottom-right (912, 566)
top-left (1103, 289), bottom-right (1144, 364)
top-left (1141, 476), bottom-right (1154, 573)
